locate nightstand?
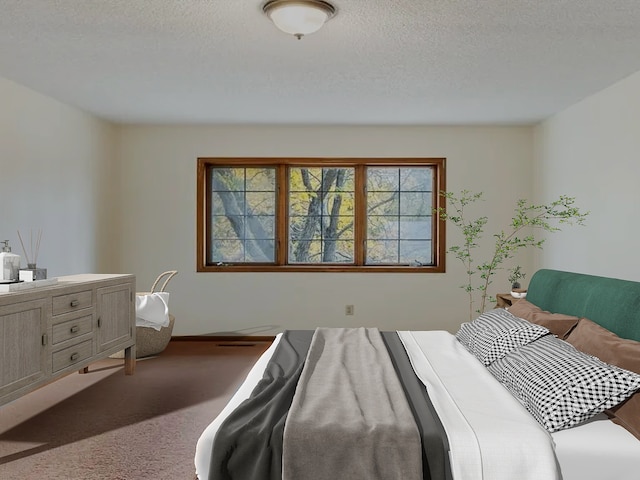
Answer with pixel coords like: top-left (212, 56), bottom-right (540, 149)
top-left (496, 292), bottom-right (526, 308)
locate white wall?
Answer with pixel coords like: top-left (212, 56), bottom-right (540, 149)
top-left (0, 76), bottom-right (117, 276)
top-left (3, 63), bottom-right (636, 334)
top-left (0, 74), bottom-right (543, 336)
top-left (116, 125), bottom-right (533, 335)
top-left (533, 71), bottom-right (640, 281)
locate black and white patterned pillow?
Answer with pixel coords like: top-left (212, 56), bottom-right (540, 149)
top-left (455, 321), bottom-right (476, 350)
top-left (487, 335), bottom-right (640, 432)
top-left (455, 309), bottom-right (549, 366)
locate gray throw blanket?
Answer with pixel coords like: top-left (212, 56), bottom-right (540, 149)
top-left (282, 327), bottom-right (422, 480)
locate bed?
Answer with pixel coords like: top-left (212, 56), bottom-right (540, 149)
top-left (194, 269), bottom-right (640, 480)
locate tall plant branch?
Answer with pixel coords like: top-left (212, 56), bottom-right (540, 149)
top-left (476, 196), bottom-right (587, 312)
top-left (435, 190), bottom-right (486, 320)
top-left (437, 191), bottom-right (588, 320)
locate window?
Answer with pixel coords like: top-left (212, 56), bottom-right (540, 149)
top-left (197, 158), bottom-right (446, 272)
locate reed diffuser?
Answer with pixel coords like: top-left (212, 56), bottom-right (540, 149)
top-left (18, 228), bottom-right (42, 268)
top-left (17, 229), bottom-right (47, 280)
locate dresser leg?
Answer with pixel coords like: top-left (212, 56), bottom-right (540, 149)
top-left (124, 345), bottom-right (136, 375)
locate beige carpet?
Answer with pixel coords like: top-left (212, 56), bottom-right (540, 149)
top-left (0, 340), bottom-right (270, 480)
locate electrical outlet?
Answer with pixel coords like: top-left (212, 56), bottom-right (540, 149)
top-left (345, 305), bottom-right (354, 315)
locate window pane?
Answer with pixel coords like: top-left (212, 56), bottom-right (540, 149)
top-left (399, 217), bottom-right (432, 240)
top-left (288, 167), bottom-right (355, 264)
top-left (399, 192), bottom-right (432, 216)
top-left (400, 168), bottom-right (432, 191)
top-left (400, 240), bottom-right (432, 265)
top-left (289, 192), bottom-right (316, 217)
top-left (209, 166), bottom-right (276, 263)
top-left (212, 215), bottom-right (244, 239)
top-left (211, 191), bottom-right (244, 215)
top-left (325, 192), bottom-right (355, 215)
top-left (335, 170), bottom-right (354, 191)
top-left (210, 239), bottom-right (243, 263)
top-left (365, 166), bottom-right (434, 266)
top-left (331, 240), bottom-right (354, 263)
top-left (290, 167), bottom-right (322, 192)
top-left (245, 168), bottom-right (275, 192)
top-left (246, 239), bottom-right (275, 262)
top-left (251, 215), bottom-right (275, 238)
top-left (367, 240), bottom-right (399, 264)
top-left (367, 216), bottom-right (399, 240)
top-left (211, 215), bottom-right (237, 239)
top-left (211, 168), bottom-right (244, 191)
top-left (367, 191), bottom-right (399, 216)
top-left (209, 239), bottom-right (275, 263)
top-left (333, 222), bottom-right (354, 241)
top-left (289, 240), bottom-right (322, 263)
top-left (246, 192), bottom-right (275, 215)
top-left (367, 168), bottom-right (399, 191)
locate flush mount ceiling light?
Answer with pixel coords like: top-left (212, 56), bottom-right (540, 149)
top-left (263, 0), bottom-right (336, 39)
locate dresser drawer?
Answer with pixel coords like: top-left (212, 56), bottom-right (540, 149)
top-left (52, 290), bottom-right (93, 315)
top-left (52, 315), bottom-right (93, 345)
top-left (52, 339), bottom-right (93, 373)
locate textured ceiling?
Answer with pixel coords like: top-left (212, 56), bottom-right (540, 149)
top-left (1, 0), bottom-right (640, 125)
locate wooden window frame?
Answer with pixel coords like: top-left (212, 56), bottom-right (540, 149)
top-left (197, 157), bottom-right (446, 273)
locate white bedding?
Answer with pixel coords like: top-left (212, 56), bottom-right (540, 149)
top-left (553, 413), bottom-right (640, 480)
top-left (398, 330), bottom-right (558, 480)
top-left (195, 331), bottom-right (640, 480)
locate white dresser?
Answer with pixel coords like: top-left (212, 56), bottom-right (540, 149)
top-left (0, 273), bottom-right (136, 406)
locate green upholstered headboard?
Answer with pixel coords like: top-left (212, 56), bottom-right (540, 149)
top-left (527, 269), bottom-right (640, 342)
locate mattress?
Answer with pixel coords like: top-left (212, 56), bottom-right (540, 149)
top-left (195, 331), bottom-right (640, 480)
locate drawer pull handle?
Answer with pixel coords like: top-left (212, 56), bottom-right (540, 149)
top-left (70, 300), bottom-right (79, 307)
top-left (70, 325), bottom-right (79, 334)
top-left (70, 352), bottom-right (79, 361)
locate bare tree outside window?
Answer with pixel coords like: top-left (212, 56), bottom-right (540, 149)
top-left (209, 167), bottom-right (276, 263)
top-left (289, 167), bottom-right (354, 264)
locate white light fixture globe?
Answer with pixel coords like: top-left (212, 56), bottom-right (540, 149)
top-left (263, 0), bottom-right (336, 39)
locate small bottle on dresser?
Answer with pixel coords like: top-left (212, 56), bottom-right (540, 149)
top-left (0, 240), bottom-right (21, 282)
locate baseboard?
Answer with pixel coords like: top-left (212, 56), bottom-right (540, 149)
top-left (170, 335), bottom-right (275, 343)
